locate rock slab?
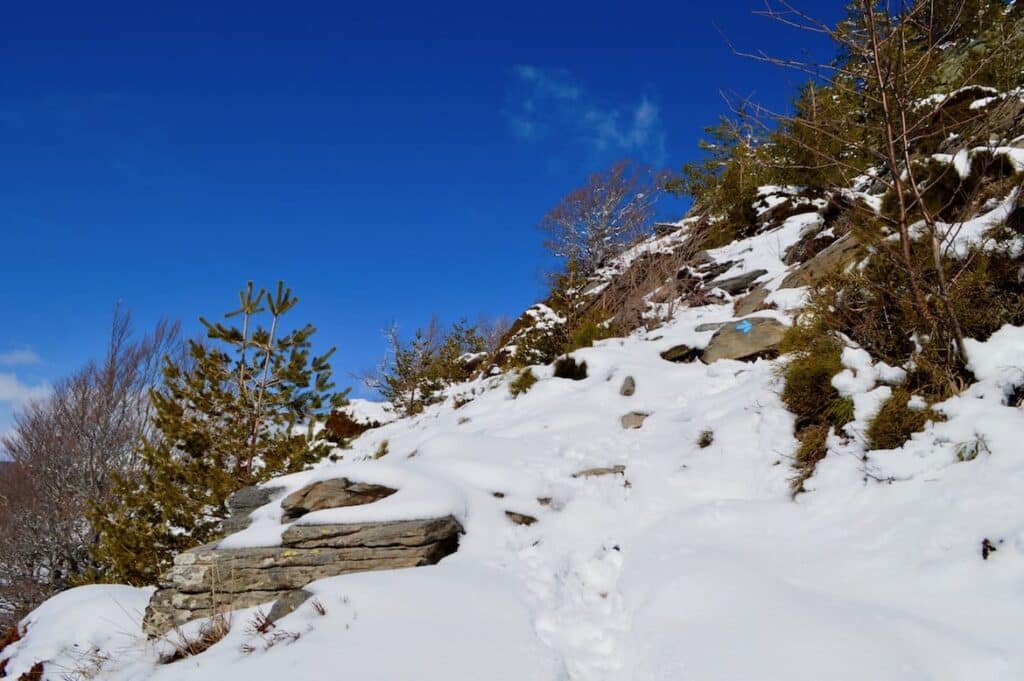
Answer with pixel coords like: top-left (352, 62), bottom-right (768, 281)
top-left (143, 479), bottom-right (461, 637)
top-left (700, 317), bottom-right (787, 363)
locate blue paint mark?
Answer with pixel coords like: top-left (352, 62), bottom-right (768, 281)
top-left (735, 320), bottom-right (753, 334)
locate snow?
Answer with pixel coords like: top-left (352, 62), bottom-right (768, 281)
top-left (345, 398), bottom-right (394, 425)
top-left (0, 585), bottom-right (153, 680)
top-left (706, 210), bottom-right (822, 291)
top-left (8, 209), bottom-right (1024, 681)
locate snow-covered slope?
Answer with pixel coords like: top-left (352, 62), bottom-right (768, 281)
top-left (5, 206), bottom-right (1024, 681)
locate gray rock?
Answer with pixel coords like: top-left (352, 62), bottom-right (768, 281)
top-left (281, 478), bottom-right (396, 520)
top-left (694, 322), bottom-right (726, 333)
top-left (143, 515), bottom-right (462, 637)
top-left (620, 411), bottom-right (650, 429)
top-left (222, 485), bottom-right (283, 535)
top-left (266, 589), bottom-right (313, 624)
top-left (619, 376), bottom-right (636, 396)
top-left (700, 317), bottom-right (787, 363)
top-left (706, 269), bottom-right (768, 295)
top-left (282, 516), bottom-right (461, 549)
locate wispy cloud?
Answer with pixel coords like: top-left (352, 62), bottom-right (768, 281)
top-left (0, 348), bottom-right (41, 366)
top-left (505, 65), bottom-right (666, 163)
top-left (0, 373), bottom-right (49, 407)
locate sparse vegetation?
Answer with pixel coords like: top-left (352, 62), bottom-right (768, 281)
top-left (0, 307), bottom-right (181, 625)
top-left (508, 368), bottom-right (538, 397)
top-left (365, 317), bottom-right (489, 416)
top-left (697, 429), bottom-right (714, 448)
top-left (865, 389), bottom-right (942, 451)
top-left (553, 356), bottom-right (588, 381)
top-left (160, 613), bottom-right (232, 664)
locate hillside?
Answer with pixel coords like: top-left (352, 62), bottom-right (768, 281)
top-left (5, 4), bottom-right (1024, 680)
top-left (5, 153), bottom-right (1024, 679)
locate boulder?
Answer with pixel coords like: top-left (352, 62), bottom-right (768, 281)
top-left (621, 411), bottom-right (650, 429)
top-left (619, 376), bottom-right (636, 396)
top-left (281, 478), bottom-right (397, 520)
top-left (700, 317), bottom-right (787, 363)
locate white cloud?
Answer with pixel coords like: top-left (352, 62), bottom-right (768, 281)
top-left (0, 372), bottom-right (49, 406)
top-left (0, 348), bottom-right (41, 366)
top-left (506, 65), bottom-right (666, 163)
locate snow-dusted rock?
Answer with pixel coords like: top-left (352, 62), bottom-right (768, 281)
top-left (280, 478), bottom-right (397, 519)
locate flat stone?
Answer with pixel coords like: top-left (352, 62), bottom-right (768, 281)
top-left (281, 478), bottom-right (397, 520)
top-left (694, 322), bottom-right (726, 333)
top-left (706, 269), bottom-right (768, 295)
top-left (572, 465), bottom-right (626, 478)
top-left (281, 516), bottom-right (462, 549)
top-left (733, 285), bottom-right (771, 317)
top-left (700, 317), bottom-right (787, 363)
top-left (621, 412), bottom-right (650, 430)
top-left (619, 376), bottom-right (636, 396)
top-left (660, 344), bottom-right (701, 363)
top-left (505, 511), bottom-right (537, 526)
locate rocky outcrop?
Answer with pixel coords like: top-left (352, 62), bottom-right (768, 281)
top-left (143, 481), bottom-right (462, 637)
top-left (700, 317), bottom-right (787, 363)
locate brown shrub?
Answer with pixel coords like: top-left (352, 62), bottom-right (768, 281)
top-left (323, 410), bottom-right (378, 443)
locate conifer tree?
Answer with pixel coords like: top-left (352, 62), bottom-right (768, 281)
top-left (90, 282), bottom-right (347, 585)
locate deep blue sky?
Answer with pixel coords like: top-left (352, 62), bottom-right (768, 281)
top-left (0, 1), bottom-right (840, 434)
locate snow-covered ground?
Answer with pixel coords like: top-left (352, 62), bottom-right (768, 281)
top-left (4, 212), bottom-right (1024, 680)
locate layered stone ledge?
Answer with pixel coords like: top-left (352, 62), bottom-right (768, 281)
top-left (142, 480), bottom-right (462, 636)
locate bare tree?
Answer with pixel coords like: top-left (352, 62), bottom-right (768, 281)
top-left (540, 160), bottom-right (663, 275)
top-left (0, 307), bottom-right (180, 626)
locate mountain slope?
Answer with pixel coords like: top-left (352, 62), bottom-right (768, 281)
top-left (5, 177), bottom-right (1024, 680)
